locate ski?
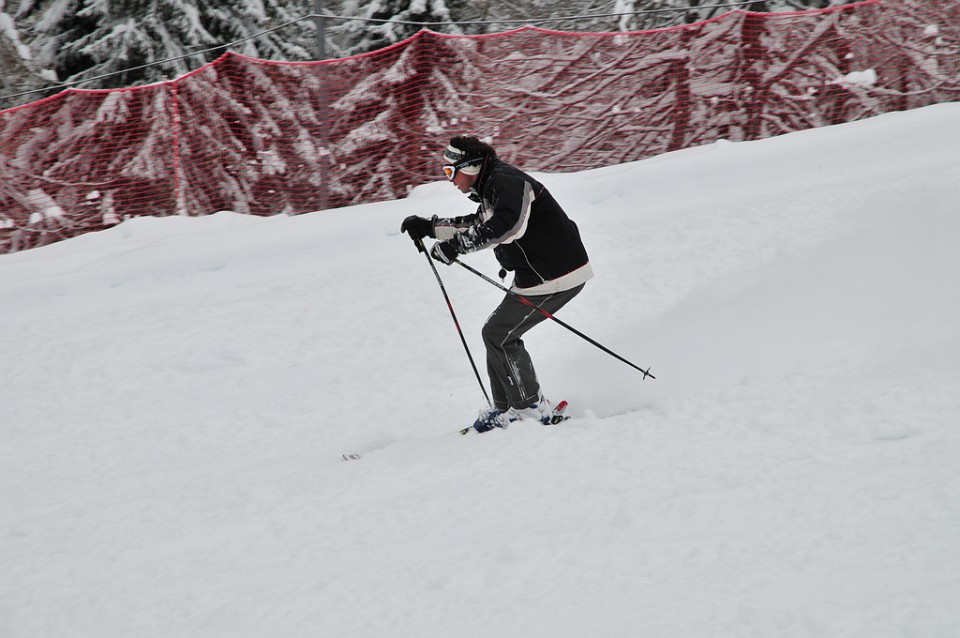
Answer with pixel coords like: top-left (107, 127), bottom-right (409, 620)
top-left (343, 402), bottom-right (573, 457)
top-left (459, 400), bottom-right (570, 435)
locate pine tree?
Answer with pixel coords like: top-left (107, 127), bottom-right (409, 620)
top-left (322, 0), bottom-right (864, 57)
top-left (20, 0), bottom-right (312, 90)
top-left (0, 0), bottom-right (53, 108)
top-left (327, 0), bottom-right (461, 57)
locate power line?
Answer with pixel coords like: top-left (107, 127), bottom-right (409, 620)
top-left (0, 2), bottom-right (759, 106)
top-left (0, 16), bottom-right (308, 105)
top-left (321, 1), bottom-right (758, 27)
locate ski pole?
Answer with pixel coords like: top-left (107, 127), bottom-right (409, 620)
top-left (414, 238), bottom-right (492, 406)
top-left (453, 259), bottom-right (655, 380)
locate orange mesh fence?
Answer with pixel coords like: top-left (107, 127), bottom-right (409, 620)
top-left (1, 0), bottom-right (958, 252)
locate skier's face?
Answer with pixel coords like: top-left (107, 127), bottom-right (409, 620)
top-left (451, 170), bottom-right (476, 194)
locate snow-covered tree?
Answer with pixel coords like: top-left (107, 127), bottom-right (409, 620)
top-left (319, 0), bottom-right (864, 56)
top-left (0, 0), bottom-right (55, 108)
top-left (323, 29), bottom-right (478, 203)
top-left (0, 83), bottom-right (181, 251)
top-left (171, 53), bottom-right (334, 216)
top-left (326, 0), bottom-right (462, 57)
top-left (18, 0), bottom-right (312, 90)
top-left (7, 0), bottom-right (867, 98)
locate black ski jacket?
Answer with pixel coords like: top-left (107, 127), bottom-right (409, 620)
top-left (435, 158), bottom-right (592, 293)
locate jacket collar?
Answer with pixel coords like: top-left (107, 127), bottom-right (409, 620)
top-left (469, 155), bottom-right (496, 198)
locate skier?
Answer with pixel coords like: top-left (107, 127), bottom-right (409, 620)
top-left (401, 135), bottom-right (593, 433)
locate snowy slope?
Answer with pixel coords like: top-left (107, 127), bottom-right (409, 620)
top-left (2, 103), bottom-right (960, 638)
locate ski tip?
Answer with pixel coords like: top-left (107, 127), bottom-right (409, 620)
top-left (547, 400), bottom-right (570, 425)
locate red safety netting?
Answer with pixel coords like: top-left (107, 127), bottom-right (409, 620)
top-left (1, 0), bottom-right (957, 253)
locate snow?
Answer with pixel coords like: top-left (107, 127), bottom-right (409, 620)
top-left (25, 188), bottom-right (66, 222)
top-left (3, 103), bottom-right (960, 637)
top-left (1, 3), bottom-right (33, 62)
top-left (835, 68), bottom-right (878, 87)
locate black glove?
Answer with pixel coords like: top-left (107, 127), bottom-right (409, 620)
top-left (400, 215), bottom-right (436, 241)
top-left (430, 240), bottom-right (459, 265)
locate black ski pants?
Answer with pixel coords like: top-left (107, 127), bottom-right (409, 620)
top-left (482, 284), bottom-right (584, 411)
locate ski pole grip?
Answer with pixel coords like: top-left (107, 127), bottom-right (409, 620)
top-left (413, 237), bottom-right (426, 253)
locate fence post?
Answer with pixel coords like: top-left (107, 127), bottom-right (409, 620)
top-left (739, 9), bottom-right (768, 140)
top-left (311, 0), bottom-right (330, 213)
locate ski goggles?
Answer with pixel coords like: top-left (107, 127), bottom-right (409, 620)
top-left (442, 158), bottom-right (480, 181)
